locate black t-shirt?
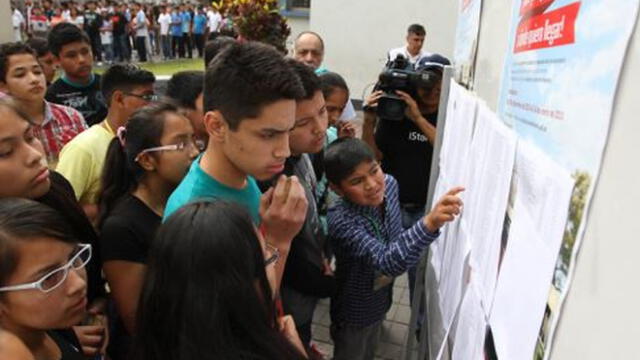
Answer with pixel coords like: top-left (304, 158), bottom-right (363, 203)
top-left (83, 11), bottom-right (102, 35)
top-left (375, 114), bottom-right (437, 207)
top-left (100, 194), bottom-right (161, 264)
top-left (36, 171), bottom-right (104, 302)
top-left (48, 329), bottom-right (84, 360)
top-left (111, 13), bottom-right (128, 36)
top-left (45, 74), bottom-right (108, 127)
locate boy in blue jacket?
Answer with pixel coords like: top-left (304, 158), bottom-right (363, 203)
top-left (326, 138), bottom-right (463, 360)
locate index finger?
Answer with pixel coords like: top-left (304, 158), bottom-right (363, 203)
top-left (445, 186), bottom-right (465, 196)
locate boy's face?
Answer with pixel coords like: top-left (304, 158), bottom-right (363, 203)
top-left (38, 52), bottom-right (57, 84)
top-left (289, 90), bottom-right (328, 156)
top-left (334, 160), bottom-right (385, 207)
top-left (217, 99), bottom-right (295, 181)
top-left (56, 41), bottom-right (93, 81)
top-left (0, 54), bottom-right (47, 103)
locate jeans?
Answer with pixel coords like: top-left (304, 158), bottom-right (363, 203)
top-left (113, 34), bottom-right (130, 62)
top-left (193, 33), bottom-right (204, 57)
top-left (183, 32), bottom-right (193, 58)
top-left (172, 35), bottom-right (184, 58)
top-left (160, 35), bottom-right (171, 59)
top-left (400, 204), bottom-right (427, 336)
top-left (331, 320), bottom-right (382, 360)
top-left (102, 43), bottom-right (113, 62)
top-left (135, 36), bottom-right (147, 62)
top-left (89, 33), bottom-right (102, 61)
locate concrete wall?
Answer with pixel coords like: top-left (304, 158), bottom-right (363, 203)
top-left (309, 0), bottom-right (457, 102)
top-left (0, 1), bottom-right (15, 43)
top-left (286, 16), bottom-right (310, 54)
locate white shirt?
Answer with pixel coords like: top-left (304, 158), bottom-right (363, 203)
top-left (158, 13), bottom-right (171, 35)
top-left (207, 10), bottom-right (221, 32)
top-left (12, 9), bottom-right (25, 28)
top-left (387, 46), bottom-right (431, 66)
top-left (134, 10), bottom-right (148, 37)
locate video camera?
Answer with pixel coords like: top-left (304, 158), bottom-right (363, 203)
top-left (374, 54), bottom-right (440, 121)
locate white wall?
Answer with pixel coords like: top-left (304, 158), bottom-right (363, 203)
top-left (286, 16), bottom-right (310, 53)
top-left (310, 0), bottom-right (458, 102)
top-left (0, 2), bottom-right (15, 43)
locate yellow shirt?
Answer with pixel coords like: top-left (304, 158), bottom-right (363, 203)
top-left (56, 122), bottom-right (115, 205)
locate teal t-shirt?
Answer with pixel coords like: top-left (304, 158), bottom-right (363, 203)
top-left (164, 154), bottom-right (261, 224)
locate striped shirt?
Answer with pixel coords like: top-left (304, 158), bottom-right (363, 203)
top-left (33, 101), bottom-right (87, 167)
top-left (327, 174), bottom-right (439, 327)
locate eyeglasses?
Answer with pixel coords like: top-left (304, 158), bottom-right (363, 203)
top-left (134, 139), bottom-right (205, 162)
top-left (123, 92), bottom-right (159, 102)
top-left (264, 243), bottom-right (280, 267)
top-left (0, 243), bottom-right (92, 294)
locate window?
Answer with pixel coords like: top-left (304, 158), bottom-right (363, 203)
top-left (279, 0), bottom-right (310, 17)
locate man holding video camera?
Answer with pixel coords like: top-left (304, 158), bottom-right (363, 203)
top-left (362, 53), bottom-right (450, 297)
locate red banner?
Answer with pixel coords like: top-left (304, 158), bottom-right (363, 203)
top-left (514, 2), bottom-right (581, 54)
top-left (520, 0), bottom-right (555, 17)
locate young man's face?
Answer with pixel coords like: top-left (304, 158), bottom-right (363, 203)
top-left (220, 99), bottom-right (295, 181)
top-left (38, 52), bottom-right (57, 84)
top-left (417, 77), bottom-right (442, 114)
top-left (289, 90), bottom-right (328, 156)
top-left (406, 33), bottom-right (426, 55)
top-left (333, 160), bottom-right (385, 207)
top-left (185, 92), bottom-right (207, 141)
top-left (118, 83), bottom-right (156, 122)
top-left (325, 87), bottom-right (348, 127)
top-left (56, 41), bottom-right (93, 82)
top-left (0, 54), bottom-right (47, 103)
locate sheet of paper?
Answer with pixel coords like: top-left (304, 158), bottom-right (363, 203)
top-left (489, 140), bottom-right (574, 360)
top-left (439, 80), bottom-right (477, 188)
top-left (437, 217), bottom-right (471, 332)
top-left (452, 283), bottom-right (487, 360)
top-left (463, 103), bottom-right (517, 314)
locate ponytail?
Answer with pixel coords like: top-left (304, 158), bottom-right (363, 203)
top-left (97, 102), bottom-right (180, 228)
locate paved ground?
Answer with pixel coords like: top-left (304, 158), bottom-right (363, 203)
top-left (311, 273), bottom-right (415, 360)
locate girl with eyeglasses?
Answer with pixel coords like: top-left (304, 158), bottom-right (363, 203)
top-left (133, 200), bottom-right (308, 360)
top-left (97, 102), bottom-right (200, 360)
top-left (0, 198), bottom-right (91, 360)
top-left (0, 97), bottom-right (107, 357)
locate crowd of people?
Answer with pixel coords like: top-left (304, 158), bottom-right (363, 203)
top-left (0, 11), bottom-right (464, 360)
top-left (12, 0), bottom-right (225, 64)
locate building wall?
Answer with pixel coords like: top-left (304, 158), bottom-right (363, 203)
top-left (285, 16), bottom-right (310, 54)
top-left (0, 1), bottom-right (15, 43)
top-left (309, 0), bottom-right (458, 102)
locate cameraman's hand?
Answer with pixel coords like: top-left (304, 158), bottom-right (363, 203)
top-left (396, 90), bottom-right (422, 123)
top-left (259, 175), bottom-right (308, 253)
top-left (365, 90), bottom-right (384, 109)
top-left (423, 187), bottom-right (465, 232)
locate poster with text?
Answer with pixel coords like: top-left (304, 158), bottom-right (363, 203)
top-left (496, 0), bottom-right (639, 358)
top-left (453, 0), bottom-right (483, 87)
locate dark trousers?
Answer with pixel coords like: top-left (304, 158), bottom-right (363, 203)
top-left (331, 320), bottom-right (383, 360)
top-left (183, 32), bottom-right (192, 58)
top-left (194, 33), bottom-right (204, 58)
top-left (160, 35), bottom-right (171, 59)
top-left (172, 35), bottom-right (184, 58)
top-left (135, 36), bottom-right (147, 62)
top-left (89, 33), bottom-right (102, 61)
top-left (113, 34), bottom-right (130, 62)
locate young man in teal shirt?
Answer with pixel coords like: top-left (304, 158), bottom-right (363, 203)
top-left (165, 42), bottom-right (309, 290)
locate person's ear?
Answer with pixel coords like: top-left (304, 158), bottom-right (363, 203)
top-left (136, 152), bottom-right (156, 172)
top-left (203, 110), bottom-right (227, 143)
top-left (329, 182), bottom-right (344, 197)
top-left (111, 90), bottom-right (125, 109)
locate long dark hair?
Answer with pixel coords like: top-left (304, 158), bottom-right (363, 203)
top-left (98, 102), bottom-right (179, 228)
top-left (0, 198), bottom-right (76, 288)
top-left (132, 201), bottom-right (306, 360)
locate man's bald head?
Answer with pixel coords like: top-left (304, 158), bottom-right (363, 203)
top-left (293, 31), bottom-right (325, 70)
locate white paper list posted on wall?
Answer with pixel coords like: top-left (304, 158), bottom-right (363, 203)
top-left (489, 140), bottom-right (574, 360)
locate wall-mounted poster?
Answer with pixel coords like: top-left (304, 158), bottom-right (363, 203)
top-left (496, 0), bottom-right (640, 358)
top-left (453, 0), bottom-right (483, 87)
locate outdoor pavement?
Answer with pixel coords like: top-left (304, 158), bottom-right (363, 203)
top-left (311, 273), bottom-right (415, 360)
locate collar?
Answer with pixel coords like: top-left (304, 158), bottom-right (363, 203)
top-left (61, 73), bottom-right (95, 89)
top-left (42, 100), bottom-right (54, 126)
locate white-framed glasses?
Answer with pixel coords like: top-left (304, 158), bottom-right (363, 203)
top-left (264, 243), bottom-right (280, 267)
top-left (134, 139), bottom-right (205, 162)
top-left (0, 243), bottom-right (92, 294)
